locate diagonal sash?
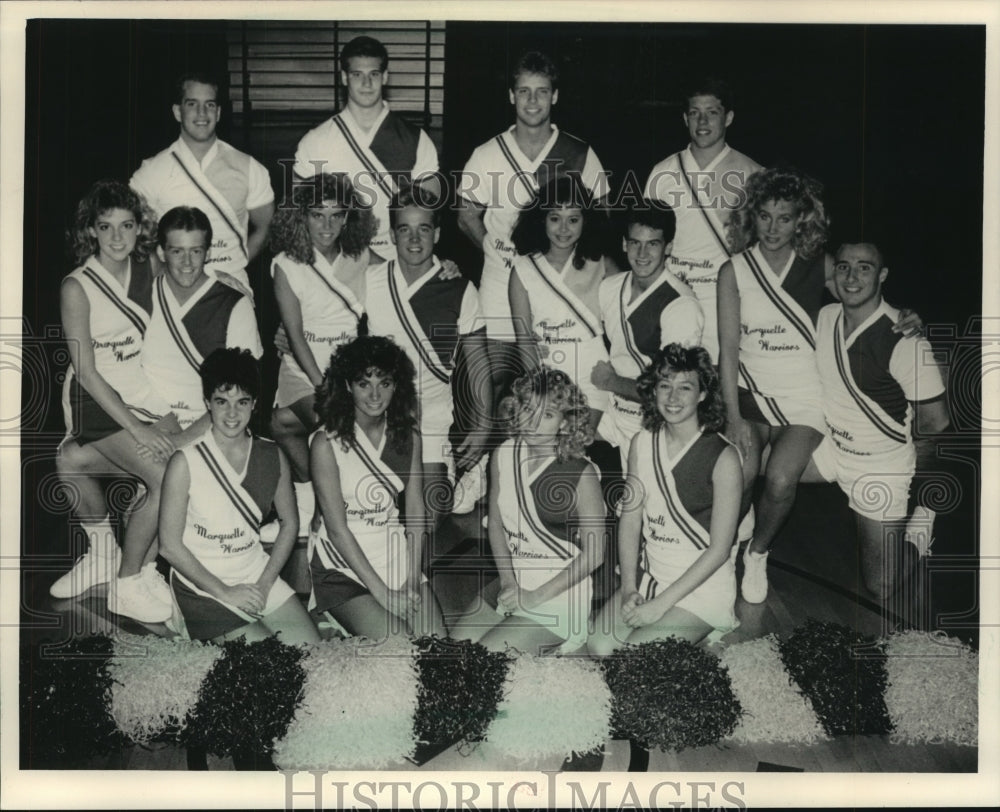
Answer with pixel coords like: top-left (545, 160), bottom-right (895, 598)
top-left (678, 151), bottom-right (732, 258)
top-left (618, 275), bottom-right (651, 372)
top-left (81, 266), bottom-right (149, 338)
top-left (526, 254), bottom-right (600, 338)
top-left (511, 440), bottom-right (576, 560)
top-left (155, 276), bottom-right (203, 374)
top-left (737, 361), bottom-right (789, 426)
top-left (194, 440), bottom-right (262, 533)
top-left (171, 151), bottom-right (248, 261)
top-left (351, 430), bottom-right (403, 503)
top-left (307, 261), bottom-right (365, 324)
top-left (833, 316), bottom-right (907, 444)
top-left (494, 134), bottom-right (538, 204)
top-left (333, 115), bottom-right (396, 200)
top-left (385, 262), bottom-right (450, 384)
top-left (743, 249), bottom-right (817, 350)
top-left (651, 429), bottom-right (710, 550)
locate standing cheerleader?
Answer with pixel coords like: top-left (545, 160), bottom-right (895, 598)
top-left (309, 336), bottom-right (446, 639)
top-left (589, 344), bottom-right (741, 654)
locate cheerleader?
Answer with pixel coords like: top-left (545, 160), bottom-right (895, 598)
top-left (309, 336), bottom-right (446, 639)
top-left (589, 344), bottom-right (741, 654)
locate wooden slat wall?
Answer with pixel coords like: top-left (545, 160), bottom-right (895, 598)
top-left (226, 21), bottom-right (445, 126)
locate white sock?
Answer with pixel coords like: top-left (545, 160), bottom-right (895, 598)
top-left (81, 519), bottom-right (117, 558)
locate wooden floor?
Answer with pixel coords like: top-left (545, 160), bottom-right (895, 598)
top-left (21, 478), bottom-right (980, 773)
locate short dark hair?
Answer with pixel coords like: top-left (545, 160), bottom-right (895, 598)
top-left (389, 185), bottom-right (442, 229)
top-left (511, 51), bottom-right (559, 91)
top-left (175, 72), bottom-right (220, 106)
top-left (684, 77), bottom-right (734, 111)
top-left (200, 347), bottom-right (260, 402)
top-left (624, 200), bottom-right (677, 245)
top-left (835, 241), bottom-right (886, 269)
top-left (340, 35), bottom-right (389, 73)
top-left (157, 205), bottom-right (213, 249)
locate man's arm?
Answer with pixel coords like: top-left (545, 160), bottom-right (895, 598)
top-left (456, 196), bottom-right (488, 251)
top-left (246, 201), bottom-right (275, 263)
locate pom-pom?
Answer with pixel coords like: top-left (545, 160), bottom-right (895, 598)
top-left (486, 654), bottom-right (611, 761)
top-left (412, 636), bottom-right (511, 746)
top-left (274, 635), bottom-right (420, 769)
top-left (884, 630), bottom-right (978, 746)
top-left (20, 635), bottom-right (122, 766)
top-left (182, 636), bottom-right (307, 758)
top-left (778, 618), bottom-right (892, 737)
top-left (109, 633), bottom-right (223, 744)
top-left (720, 635), bottom-right (827, 744)
top-left (601, 637), bottom-right (742, 751)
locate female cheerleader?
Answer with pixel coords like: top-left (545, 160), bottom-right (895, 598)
top-left (508, 177), bottom-right (610, 434)
top-left (158, 348), bottom-right (319, 643)
top-left (309, 335), bottom-right (446, 639)
top-left (588, 344), bottom-right (741, 655)
top-left (452, 367), bottom-right (606, 655)
top-left (56, 179), bottom-right (179, 623)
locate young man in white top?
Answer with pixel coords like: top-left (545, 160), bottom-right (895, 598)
top-left (292, 35), bottom-right (441, 262)
top-left (130, 72), bottom-right (275, 290)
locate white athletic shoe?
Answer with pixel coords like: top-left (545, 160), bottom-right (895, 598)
top-left (453, 458), bottom-right (487, 515)
top-left (107, 573), bottom-right (172, 623)
top-left (49, 530), bottom-right (121, 599)
top-left (737, 504), bottom-right (756, 544)
top-left (259, 519), bottom-right (281, 544)
top-left (741, 545), bottom-right (770, 604)
top-left (140, 562), bottom-right (173, 610)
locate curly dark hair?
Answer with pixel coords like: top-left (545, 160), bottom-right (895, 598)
top-left (725, 166), bottom-right (829, 260)
top-left (497, 366), bottom-right (593, 462)
top-left (200, 347), bottom-right (260, 402)
top-left (313, 335), bottom-right (418, 455)
top-left (510, 177), bottom-right (605, 269)
top-left (637, 344), bottom-right (725, 433)
top-left (67, 179), bottom-right (158, 266)
top-left (269, 173), bottom-right (376, 264)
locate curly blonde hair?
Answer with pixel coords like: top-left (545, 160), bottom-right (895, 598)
top-left (726, 166), bottom-right (829, 260)
top-left (498, 366), bottom-right (593, 461)
top-left (67, 180), bottom-right (158, 266)
top-left (269, 172), bottom-right (376, 264)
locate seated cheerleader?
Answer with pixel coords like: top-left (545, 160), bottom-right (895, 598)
top-left (508, 177), bottom-right (611, 434)
top-left (268, 172), bottom-right (376, 535)
top-left (588, 344), bottom-right (742, 655)
top-left (158, 348), bottom-right (319, 643)
top-left (452, 367), bottom-right (606, 655)
top-left (309, 335), bottom-right (447, 639)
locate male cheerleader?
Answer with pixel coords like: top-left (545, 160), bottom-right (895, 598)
top-left (292, 35), bottom-right (441, 262)
top-left (130, 72), bottom-right (275, 289)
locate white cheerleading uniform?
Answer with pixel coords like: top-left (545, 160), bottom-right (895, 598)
top-left (365, 258), bottom-right (483, 465)
top-left (309, 427), bottom-right (411, 595)
top-left (143, 276), bottom-right (261, 428)
top-left (644, 145), bottom-right (762, 362)
top-left (633, 428), bottom-right (738, 632)
top-left (511, 252), bottom-right (609, 410)
top-left (293, 103), bottom-right (439, 261)
top-left (130, 137), bottom-right (274, 286)
top-left (271, 248), bottom-right (368, 408)
top-left (813, 300), bottom-right (946, 520)
top-left (459, 125), bottom-right (608, 341)
top-left (597, 268), bottom-right (704, 464)
top-left (172, 431), bottom-right (294, 619)
top-left (495, 438), bottom-right (599, 647)
top-left (732, 246), bottom-right (826, 432)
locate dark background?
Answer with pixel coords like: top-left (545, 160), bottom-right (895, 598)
top-left (20, 19), bottom-right (985, 639)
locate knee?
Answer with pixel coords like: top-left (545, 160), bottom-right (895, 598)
top-left (764, 466), bottom-right (798, 499)
top-left (269, 408), bottom-right (299, 438)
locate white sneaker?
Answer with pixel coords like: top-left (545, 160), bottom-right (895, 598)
top-left (259, 519), bottom-right (281, 544)
top-left (453, 458), bottom-right (486, 515)
top-left (49, 531), bottom-right (121, 599)
top-left (741, 545), bottom-right (769, 604)
top-left (140, 562), bottom-right (173, 610)
top-left (737, 504), bottom-right (756, 543)
top-left (107, 573), bottom-right (172, 623)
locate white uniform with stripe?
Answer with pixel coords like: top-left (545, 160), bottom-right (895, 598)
top-left (365, 258), bottom-right (482, 465)
top-left (292, 103), bottom-right (439, 261)
top-left (633, 428), bottom-right (738, 631)
top-left (511, 252), bottom-right (609, 410)
top-left (63, 257), bottom-right (170, 428)
top-left (172, 431), bottom-right (294, 619)
top-left (813, 301), bottom-right (945, 520)
top-left (143, 276), bottom-right (261, 428)
top-left (459, 126), bottom-right (609, 341)
top-left (271, 248), bottom-right (368, 408)
top-left (308, 428), bottom-right (410, 596)
top-left (130, 137), bottom-right (274, 287)
top-left (644, 145), bottom-right (762, 362)
top-left (597, 268), bottom-right (704, 464)
top-left (495, 438), bottom-right (596, 647)
top-left (732, 246), bottom-right (825, 432)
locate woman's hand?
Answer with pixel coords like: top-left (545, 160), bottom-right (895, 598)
top-left (893, 307), bottom-right (924, 337)
top-left (622, 596), bottom-right (665, 628)
top-left (132, 425), bottom-right (175, 461)
top-left (725, 415), bottom-right (754, 460)
top-left (438, 259), bottom-right (462, 280)
top-left (221, 583), bottom-right (265, 617)
top-left (383, 587), bottom-right (420, 621)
